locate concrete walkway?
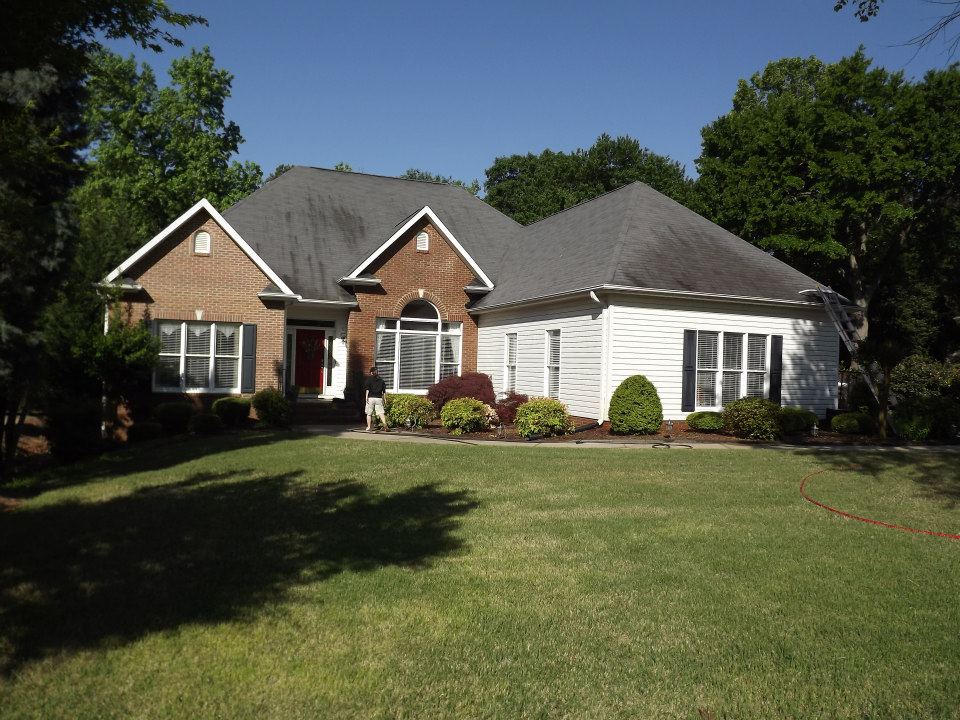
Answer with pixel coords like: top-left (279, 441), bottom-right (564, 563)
top-left (297, 425), bottom-right (960, 453)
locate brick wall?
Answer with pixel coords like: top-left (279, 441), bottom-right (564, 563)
top-left (346, 219), bottom-right (479, 392)
top-left (118, 209), bottom-right (286, 402)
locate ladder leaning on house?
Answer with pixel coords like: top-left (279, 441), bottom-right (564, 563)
top-left (816, 285), bottom-right (896, 433)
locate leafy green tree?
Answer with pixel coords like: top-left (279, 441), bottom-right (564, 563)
top-left (266, 163), bottom-right (293, 182)
top-left (400, 168), bottom-right (480, 195)
top-left (333, 161), bottom-right (353, 172)
top-left (0, 0), bottom-right (203, 482)
top-left (695, 51), bottom-right (960, 352)
top-left (484, 133), bottom-right (693, 225)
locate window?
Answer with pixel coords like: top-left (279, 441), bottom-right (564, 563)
top-left (193, 231), bottom-right (211, 255)
top-left (504, 333), bottom-right (517, 393)
top-left (694, 330), bottom-right (769, 408)
top-left (154, 321), bottom-right (241, 393)
top-left (415, 231), bottom-right (429, 252)
top-left (374, 300), bottom-right (462, 392)
top-left (545, 329), bottom-right (560, 399)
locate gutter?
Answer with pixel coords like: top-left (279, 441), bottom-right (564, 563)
top-left (258, 291), bottom-right (359, 308)
top-left (469, 284), bottom-right (825, 314)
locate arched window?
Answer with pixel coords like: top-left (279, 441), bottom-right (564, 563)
top-left (374, 300), bottom-right (462, 391)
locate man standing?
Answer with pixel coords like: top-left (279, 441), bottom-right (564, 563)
top-left (364, 366), bottom-right (389, 432)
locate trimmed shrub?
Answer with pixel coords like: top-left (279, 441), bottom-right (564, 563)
top-left (252, 388), bottom-right (292, 427)
top-left (386, 393), bottom-right (434, 429)
top-left (609, 375), bottom-right (663, 435)
top-left (440, 397), bottom-right (497, 435)
top-left (831, 411), bottom-right (875, 434)
top-left (212, 396), bottom-right (251, 428)
top-left (515, 397), bottom-right (572, 439)
top-left (779, 407), bottom-right (818, 434)
top-left (152, 401), bottom-right (195, 435)
top-left (897, 415), bottom-right (932, 443)
top-left (722, 397), bottom-right (781, 441)
top-left (494, 392), bottom-right (528, 425)
top-left (127, 421), bottom-right (162, 442)
top-left (190, 412), bottom-right (223, 436)
top-left (685, 411), bottom-right (724, 432)
top-left (427, 372), bottom-right (496, 413)
top-left (45, 398), bottom-right (103, 461)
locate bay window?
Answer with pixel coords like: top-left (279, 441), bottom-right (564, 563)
top-left (374, 300), bottom-right (462, 392)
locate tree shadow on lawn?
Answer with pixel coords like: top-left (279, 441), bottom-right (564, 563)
top-left (6, 430), bottom-right (317, 499)
top-left (788, 447), bottom-right (960, 509)
top-left (0, 468), bottom-right (478, 675)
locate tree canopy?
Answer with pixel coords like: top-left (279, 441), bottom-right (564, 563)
top-left (400, 169), bottom-right (480, 195)
top-left (695, 50), bottom-right (960, 354)
top-left (484, 134), bottom-right (693, 225)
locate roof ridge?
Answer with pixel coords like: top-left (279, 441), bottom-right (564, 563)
top-left (603, 183), bottom-right (643, 285)
top-left (297, 165), bottom-right (476, 191)
top-left (521, 181), bottom-right (645, 229)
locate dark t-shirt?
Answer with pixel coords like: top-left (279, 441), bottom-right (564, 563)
top-left (365, 375), bottom-right (387, 398)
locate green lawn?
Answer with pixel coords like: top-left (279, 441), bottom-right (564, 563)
top-left (1, 434), bottom-right (958, 719)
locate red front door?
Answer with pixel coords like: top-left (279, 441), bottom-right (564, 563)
top-left (294, 330), bottom-right (325, 389)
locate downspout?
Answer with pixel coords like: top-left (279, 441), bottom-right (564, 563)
top-left (101, 304), bottom-right (110, 440)
top-left (590, 291), bottom-right (610, 424)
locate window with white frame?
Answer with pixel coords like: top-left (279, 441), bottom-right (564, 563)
top-left (695, 330), bottom-right (768, 407)
top-left (545, 329), bottom-right (560, 399)
top-left (374, 300), bottom-right (462, 392)
top-left (504, 333), bottom-right (517, 393)
top-left (155, 321), bottom-right (241, 392)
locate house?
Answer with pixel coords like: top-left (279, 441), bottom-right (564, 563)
top-left (103, 166), bottom-right (839, 422)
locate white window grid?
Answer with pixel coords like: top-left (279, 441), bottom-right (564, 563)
top-left (154, 321), bottom-right (242, 394)
top-left (374, 315), bottom-right (463, 393)
top-left (694, 330), bottom-right (769, 410)
top-left (544, 329), bottom-right (560, 399)
top-left (503, 333), bottom-right (517, 393)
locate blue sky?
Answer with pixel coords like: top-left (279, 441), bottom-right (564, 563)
top-left (109, 1), bottom-right (954, 184)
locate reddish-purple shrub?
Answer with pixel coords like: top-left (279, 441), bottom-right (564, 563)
top-left (427, 372), bottom-right (496, 412)
top-left (494, 392), bottom-right (529, 424)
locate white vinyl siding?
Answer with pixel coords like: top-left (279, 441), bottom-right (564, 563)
top-left (477, 299), bottom-right (603, 418)
top-left (606, 296), bottom-right (838, 420)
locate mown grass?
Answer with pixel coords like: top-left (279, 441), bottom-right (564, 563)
top-left (1, 434), bottom-right (958, 719)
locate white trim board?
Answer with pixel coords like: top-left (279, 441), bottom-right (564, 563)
top-left (103, 198), bottom-right (295, 296)
top-left (344, 206), bottom-right (494, 289)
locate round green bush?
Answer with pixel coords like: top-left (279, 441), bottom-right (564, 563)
top-left (685, 411), bottom-right (724, 432)
top-left (779, 407), bottom-right (818, 434)
top-left (252, 388), bottom-right (292, 427)
top-left (515, 397), bottom-right (572, 439)
top-left (189, 412), bottom-right (223, 436)
top-left (127, 421), bottom-right (162, 442)
top-left (152, 401), bottom-right (195, 435)
top-left (609, 375), bottom-right (663, 435)
top-left (831, 411), bottom-right (875, 434)
top-left (721, 397), bottom-right (781, 441)
top-left (212, 396), bottom-right (251, 427)
top-left (386, 393), bottom-right (435, 429)
top-left (440, 397), bottom-right (496, 435)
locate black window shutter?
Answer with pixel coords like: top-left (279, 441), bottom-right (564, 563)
top-left (769, 335), bottom-right (783, 405)
top-left (241, 324), bottom-right (257, 392)
top-left (681, 329), bottom-right (696, 412)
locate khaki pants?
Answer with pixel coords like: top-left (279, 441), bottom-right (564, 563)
top-left (365, 397), bottom-right (387, 423)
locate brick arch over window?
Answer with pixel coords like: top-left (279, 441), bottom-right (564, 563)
top-left (391, 290), bottom-right (450, 318)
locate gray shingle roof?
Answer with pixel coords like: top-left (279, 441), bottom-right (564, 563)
top-left (221, 170), bottom-right (820, 309)
top-left (222, 166), bottom-right (522, 302)
top-left (471, 182), bottom-right (822, 309)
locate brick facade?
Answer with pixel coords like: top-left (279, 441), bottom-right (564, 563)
top-left (346, 219), bottom-right (479, 393)
top-left (118, 209), bottom-right (286, 402)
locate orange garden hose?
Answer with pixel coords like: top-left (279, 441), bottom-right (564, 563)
top-left (800, 468), bottom-right (960, 542)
